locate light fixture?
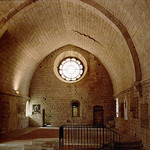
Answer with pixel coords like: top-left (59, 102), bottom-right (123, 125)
top-left (15, 90), bottom-right (19, 94)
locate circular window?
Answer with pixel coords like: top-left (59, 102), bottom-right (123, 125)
top-left (53, 50), bottom-right (87, 83)
top-left (58, 57), bottom-right (84, 81)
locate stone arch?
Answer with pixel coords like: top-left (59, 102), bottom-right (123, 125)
top-left (0, 0), bottom-right (142, 96)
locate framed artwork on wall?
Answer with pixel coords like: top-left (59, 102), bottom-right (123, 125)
top-left (32, 104), bottom-right (41, 114)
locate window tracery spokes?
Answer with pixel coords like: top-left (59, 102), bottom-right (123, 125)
top-left (58, 57), bottom-right (84, 81)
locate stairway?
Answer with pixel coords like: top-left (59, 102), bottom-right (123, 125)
top-left (115, 139), bottom-right (144, 150)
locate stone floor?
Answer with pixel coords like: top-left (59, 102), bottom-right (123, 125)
top-left (0, 127), bottom-right (59, 150)
top-left (0, 127), bottom-right (144, 150)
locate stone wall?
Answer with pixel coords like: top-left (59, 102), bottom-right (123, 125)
top-left (115, 79), bottom-right (150, 150)
top-left (0, 93), bottom-right (29, 135)
top-left (29, 45), bottom-right (114, 127)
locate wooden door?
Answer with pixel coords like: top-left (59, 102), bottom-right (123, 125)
top-left (93, 105), bottom-right (103, 127)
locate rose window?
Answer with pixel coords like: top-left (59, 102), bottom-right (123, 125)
top-left (58, 57), bottom-right (84, 81)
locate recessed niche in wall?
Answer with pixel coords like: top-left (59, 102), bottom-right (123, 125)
top-left (130, 97), bottom-right (138, 118)
top-left (141, 103), bottom-right (149, 129)
top-left (124, 98), bottom-right (128, 120)
top-left (120, 102), bottom-right (124, 118)
top-left (72, 101), bottom-right (80, 117)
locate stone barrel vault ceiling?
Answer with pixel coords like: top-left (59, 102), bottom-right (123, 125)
top-left (0, 0), bottom-right (149, 96)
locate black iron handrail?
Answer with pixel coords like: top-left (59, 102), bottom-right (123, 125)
top-left (59, 125), bottom-right (120, 150)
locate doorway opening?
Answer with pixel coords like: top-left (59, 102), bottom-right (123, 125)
top-left (93, 105), bottom-right (104, 127)
top-left (43, 109), bottom-right (51, 127)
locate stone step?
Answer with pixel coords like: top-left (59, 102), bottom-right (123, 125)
top-left (115, 141), bottom-right (143, 150)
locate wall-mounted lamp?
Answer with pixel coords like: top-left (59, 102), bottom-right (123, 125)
top-left (15, 90), bottom-right (19, 94)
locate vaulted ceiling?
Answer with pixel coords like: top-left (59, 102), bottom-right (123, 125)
top-left (0, 0), bottom-right (149, 96)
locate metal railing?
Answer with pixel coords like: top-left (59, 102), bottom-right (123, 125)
top-left (59, 125), bottom-right (120, 150)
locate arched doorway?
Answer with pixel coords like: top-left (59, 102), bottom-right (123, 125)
top-left (93, 105), bottom-right (104, 127)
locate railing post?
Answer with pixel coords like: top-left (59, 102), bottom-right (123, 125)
top-left (113, 131), bottom-right (114, 149)
top-left (118, 134), bottom-right (121, 150)
top-left (81, 125), bottom-right (82, 148)
top-left (84, 125), bottom-right (85, 149)
top-left (97, 126), bottom-right (99, 149)
top-left (59, 124), bottom-right (120, 150)
top-left (100, 126), bottom-right (101, 149)
top-left (59, 126), bottom-right (63, 150)
top-left (71, 125), bottom-right (72, 149)
top-left (78, 126), bottom-right (79, 149)
top-left (103, 126), bottom-right (105, 148)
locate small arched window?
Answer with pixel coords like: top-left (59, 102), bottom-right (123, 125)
top-left (72, 101), bottom-right (80, 117)
top-left (26, 101), bottom-right (29, 117)
top-left (116, 98), bottom-right (119, 118)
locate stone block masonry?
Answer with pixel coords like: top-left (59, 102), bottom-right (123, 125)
top-left (29, 45), bottom-right (114, 127)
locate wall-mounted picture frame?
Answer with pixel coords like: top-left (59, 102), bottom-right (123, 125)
top-left (32, 104), bottom-right (41, 114)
